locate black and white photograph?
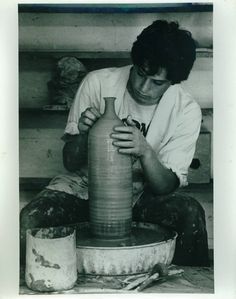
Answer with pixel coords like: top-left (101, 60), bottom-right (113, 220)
top-left (18, 2), bottom-right (214, 294)
top-left (1, 1), bottom-right (236, 298)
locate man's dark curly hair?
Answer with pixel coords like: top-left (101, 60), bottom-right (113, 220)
top-left (131, 20), bottom-right (196, 84)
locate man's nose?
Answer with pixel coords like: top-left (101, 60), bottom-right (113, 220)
top-left (140, 78), bottom-right (151, 93)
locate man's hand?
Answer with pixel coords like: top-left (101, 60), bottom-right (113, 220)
top-left (111, 115), bottom-right (152, 158)
top-left (78, 107), bottom-right (101, 133)
top-left (63, 107), bottom-right (101, 171)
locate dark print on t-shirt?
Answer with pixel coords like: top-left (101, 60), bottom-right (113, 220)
top-left (122, 118), bottom-right (150, 137)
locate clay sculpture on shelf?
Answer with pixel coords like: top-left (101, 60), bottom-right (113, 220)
top-left (47, 56), bottom-right (87, 107)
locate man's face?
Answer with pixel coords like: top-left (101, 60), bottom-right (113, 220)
top-left (127, 65), bottom-right (171, 106)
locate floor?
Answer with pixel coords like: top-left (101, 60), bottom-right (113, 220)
top-left (19, 182), bottom-right (213, 294)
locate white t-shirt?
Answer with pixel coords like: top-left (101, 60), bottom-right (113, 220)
top-left (123, 89), bottom-right (158, 137)
top-left (47, 65), bottom-right (202, 203)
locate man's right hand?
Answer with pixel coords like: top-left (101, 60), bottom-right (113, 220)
top-left (63, 107), bottom-right (101, 171)
top-left (78, 107), bottom-right (101, 133)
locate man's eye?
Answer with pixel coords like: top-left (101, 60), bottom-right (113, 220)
top-left (137, 70), bottom-right (145, 77)
top-left (153, 81), bottom-right (164, 86)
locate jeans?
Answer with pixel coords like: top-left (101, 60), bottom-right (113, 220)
top-left (20, 188), bottom-right (209, 266)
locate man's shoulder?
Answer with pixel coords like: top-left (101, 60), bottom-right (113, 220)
top-left (173, 84), bottom-right (201, 112)
top-left (87, 65), bottom-right (131, 80)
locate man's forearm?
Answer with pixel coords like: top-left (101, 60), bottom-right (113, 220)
top-left (140, 148), bottom-right (179, 195)
top-left (63, 133), bottom-right (88, 172)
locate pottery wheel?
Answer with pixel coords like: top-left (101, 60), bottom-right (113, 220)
top-left (75, 222), bottom-right (177, 276)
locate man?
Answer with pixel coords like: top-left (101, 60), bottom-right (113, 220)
top-left (21, 20), bottom-right (209, 266)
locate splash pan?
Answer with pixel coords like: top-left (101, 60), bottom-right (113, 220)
top-left (76, 222), bottom-right (177, 276)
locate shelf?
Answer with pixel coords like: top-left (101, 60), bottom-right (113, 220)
top-left (19, 108), bottom-right (212, 132)
top-left (18, 3), bottom-right (213, 14)
top-left (20, 106), bottom-right (213, 113)
top-left (43, 105), bottom-right (69, 111)
top-left (20, 177), bottom-right (51, 191)
top-left (19, 48), bottom-right (213, 59)
top-left (19, 109), bottom-right (68, 128)
top-left (19, 50), bottom-right (132, 59)
top-left (196, 48), bottom-right (213, 58)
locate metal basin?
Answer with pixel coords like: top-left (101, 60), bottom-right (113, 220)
top-left (75, 222), bottom-right (177, 276)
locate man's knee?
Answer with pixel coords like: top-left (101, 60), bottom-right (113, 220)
top-left (150, 193), bottom-right (207, 230)
top-left (181, 195), bottom-right (206, 225)
top-left (20, 204), bottom-right (37, 231)
top-left (163, 193), bottom-right (206, 219)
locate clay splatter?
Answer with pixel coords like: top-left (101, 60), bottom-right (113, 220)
top-left (46, 207), bottom-right (54, 216)
top-left (47, 149), bottom-right (53, 158)
top-left (29, 273), bottom-right (54, 292)
top-left (32, 248), bottom-right (60, 269)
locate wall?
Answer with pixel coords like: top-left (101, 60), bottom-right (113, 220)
top-left (19, 12), bottom-right (213, 50)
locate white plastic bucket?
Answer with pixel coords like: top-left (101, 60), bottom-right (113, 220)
top-left (25, 226), bottom-right (77, 292)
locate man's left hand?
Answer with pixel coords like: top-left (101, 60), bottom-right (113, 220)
top-left (110, 115), bottom-right (151, 158)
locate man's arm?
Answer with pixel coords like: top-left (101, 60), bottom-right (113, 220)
top-left (111, 118), bottom-right (179, 195)
top-left (63, 107), bottom-right (102, 172)
top-left (62, 134), bottom-right (88, 172)
top-left (111, 104), bottom-right (201, 195)
top-left (139, 146), bottom-right (180, 194)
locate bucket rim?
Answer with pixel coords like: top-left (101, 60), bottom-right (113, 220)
top-left (26, 225), bottom-right (76, 240)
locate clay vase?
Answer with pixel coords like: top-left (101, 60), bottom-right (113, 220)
top-left (88, 97), bottom-right (133, 239)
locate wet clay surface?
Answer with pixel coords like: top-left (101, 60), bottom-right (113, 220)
top-left (76, 225), bottom-right (174, 247)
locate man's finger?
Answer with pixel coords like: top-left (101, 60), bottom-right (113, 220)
top-left (113, 126), bottom-right (134, 133)
top-left (90, 107), bottom-right (102, 118)
top-left (80, 116), bottom-right (94, 127)
top-left (82, 110), bottom-right (98, 121)
top-left (78, 123), bottom-right (90, 132)
top-left (111, 133), bottom-right (133, 140)
top-left (118, 148), bottom-right (137, 155)
top-left (113, 141), bottom-right (134, 148)
top-left (126, 115), bottom-right (136, 127)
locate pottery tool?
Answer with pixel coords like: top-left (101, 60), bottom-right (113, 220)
top-left (122, 263), bottom-right (184, 292)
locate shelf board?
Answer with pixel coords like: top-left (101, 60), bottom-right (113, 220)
top-left (19, 109), bottom-right (68, 128)
top-left (19, 107), bottom-right (212, 130)
top-left (19, 48), bottom-right (213, 59)
top-left (18, 3), bottom-right (213, 13)
top-left (20, 177), bottom-right (51, 190)
top-left (19, 50), bottom-right (131, 59)
top-left (20, 106), bottom-right (213, 113)
top-left (43, 105), bottom-right (69, 111)
top-left (196, 48), bottom-right (213, 58)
